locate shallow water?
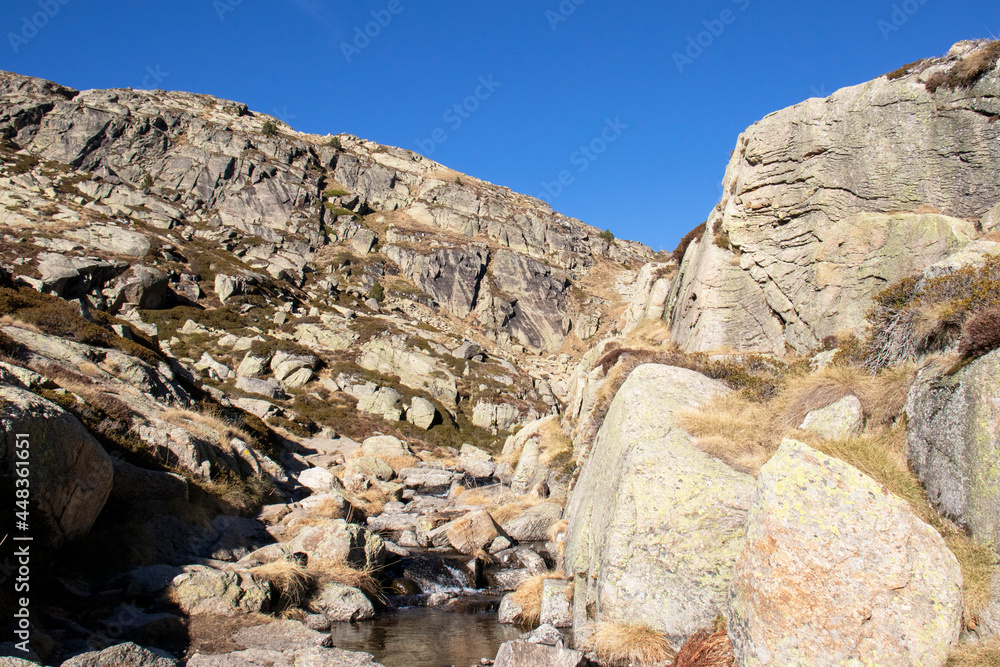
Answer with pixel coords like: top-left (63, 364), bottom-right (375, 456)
top-left (327, 608), bottom-right (523, 667)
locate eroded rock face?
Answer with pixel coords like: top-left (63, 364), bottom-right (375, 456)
top-left (662, 42), bottom-right (1000, 354)
top-left (563, 364), bottom-right (753, 648)
top-left (0, 385), bottom-right (113, 547)
top-left (906, 350), bottom-right (1000, 553)
top-left (728, 439), bottom-right (963, 667)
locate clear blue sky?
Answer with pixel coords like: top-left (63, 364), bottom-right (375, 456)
top-left (2, 1), bottom-right (997, 251)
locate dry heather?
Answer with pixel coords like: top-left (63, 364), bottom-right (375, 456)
top-left (925, 40), bottom-right (1000, 92)
top-left (671, 629), bottom-right (734, 667)
top-left (958, 306), bottom-right (1000, 359)
top-left (585, 622), bottom-right (674, 667)
top-left (162, 407), bottom-right (255, 453)
top-left (858, 254), bottom-right (1000, 371)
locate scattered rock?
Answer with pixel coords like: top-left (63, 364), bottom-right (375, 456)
top-left (447, 509), bottom-right (504, 554)
top-left (406, 397), bottom-right (437, 430)
top-left (493, 641), bottom-right (590, 667)
top-left (800, 394), bottom-right (864, 439)
top-left (167, 569), bottom-right (271, 616)
top-left (61, 642), bottom-right (178, 667)
top-left (312, 583), bottom-right (375, 622)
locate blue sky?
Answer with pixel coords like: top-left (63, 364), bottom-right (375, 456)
top-left (2, 1), bottom-right (997, 251)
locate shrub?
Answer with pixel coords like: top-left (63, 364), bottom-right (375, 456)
top-left (455, 176), bottom-right (463, 186)
top-left (673, 222), bottom-right (707, 263)
top-left (958, 306), bottom-right (1000, 359)
top-left (885, 59), bottom-right (927, 80)
top-left (323, 188), bottom-right (350, 198)
top-left (261, 121), bottom-right (278, 136)
top-left (367, 281), bottom-right (385, 303)
top-left (599, 229), bottom-right (615, 242)
top-left (672, 628), bottom-right (734, 667)
top-left (140, 173), bottom-right (154, 189)
top-left (925, 41), bottom-right (1000, 93)
top-left (327, 136), bottom-right (343, 149)
top-left (860, 255), bottom-right (1000, 371)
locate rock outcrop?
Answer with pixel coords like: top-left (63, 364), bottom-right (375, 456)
top-left (728, 439), bottom-right (963, 667)
top-left (563, 364), bottom-right (754, 648)
top-left (647, 41), bottom-right (1000, 354)
top-left (0, 384), bottom-right (113, 547)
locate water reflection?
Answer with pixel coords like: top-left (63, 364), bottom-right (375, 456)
top-left (328, 608), bottom-right (523, 667)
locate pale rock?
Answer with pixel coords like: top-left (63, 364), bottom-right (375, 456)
top-left (406, 396), bottom-right (437, 429)
top-left (447, 508), bottom-right (503, 554)
top-left (540, 579), bottom-right (573, 629)
top-left (312, 583), bottom-right (375, 622)
top-left (298, 467), bottom-right (338, 493)
top-left (168, 570), bottom-right (270, 616)
top-left (493, 641), bottom-right (589, 667)
top-left (799, 394), bottom-right (864, 439)
top-left (563, 364), bottom-right (752, 648)
top-left (728, 439), bottom-right (963, 667)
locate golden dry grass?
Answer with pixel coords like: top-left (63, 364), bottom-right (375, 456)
top-left (508, 573), bottom-right (563, 627)
top-left (344, 486), bottom-right (389, 517)
top-left (678, 363), bottom-right (917, 474)
top-left (250, 559), bottom-right (315, 609)
top-left (946, 636), bottom-right (1000, 666)
top-left (378, 454), bottom-right (420, 471)
top-left (585, 622), bottom-right (675, 667)
top-left (309, 558), bottom-right (382, 601)
top-left (309, 497), bottom-right (347, 521)
top-left (671, 629), bottom-right (734, 667)
top-left (162, 407), bottom-right (254, 453)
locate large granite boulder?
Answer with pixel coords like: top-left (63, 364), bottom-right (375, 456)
top-left (0, 385), bottom-right (113, 547)
top-left (728, 439), bottom-right (963, 667)
top-left (563, 364), bottom-right (754, 648)
top-left (664, 41), bottom-right (1000, 355)
top-left (906, 349), bottom-right (1000, 637)
top-left (906, 349), bottom-right (1000, 553)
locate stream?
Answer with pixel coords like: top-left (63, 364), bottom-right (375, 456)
top-left (328, 607), bottom-right (523, 667)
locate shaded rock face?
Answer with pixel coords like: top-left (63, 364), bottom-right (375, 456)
top-left (563, 364), bottom-right (754, 648)
top-left (906, 350), bottom-right (1000, 552)
top-left (0, 384), bottom-right (113, 547)
top-left (489, 250), bottom-right (569, 352)
top-left (660, 41), bottom-right (1000, 354)
top-left (728, 439), bottom-right (963, 667)
top-left (386, 245), bottom-right (489, 318)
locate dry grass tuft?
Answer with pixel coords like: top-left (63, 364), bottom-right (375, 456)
top-left (250, 559), bottom-right (315, 609)
top-left (310, 497), bottom-right (348, 521)
top-left (345, 486), bottom-right (389, 517)
top-left (946, 636), bottom-right (1000, 666)
top-left (378, 454), bottom-right (420, 471)
top-left (162, 407), bottom-right (254, 453)
top-left (671, 629), bottom-right (734, 667)
top-left (309, 558), bottom-right (383, 601)
top-left (586, 622), bottom-right (675, 666)
top-left (958, 306), bottom-right (1000, 359)
top-left (509, 573), bottom-right (562, 627)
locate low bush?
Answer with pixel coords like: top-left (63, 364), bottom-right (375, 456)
top-left (859, 254), bottom-right (1000, 370)
top-left (671, 628), bottom-right (734, 667)
top-left (957, 306), bottom-right (1000, 359)
top-left (261, 120), bottom-right (278, 136)
top-left (925, 41), bottom-right (1000, 93)
top-left (599, 229), bottom-right (615, 242)
top-left (673, 222), bottom-right (707, 263)
top-left (885, 59), bottom-right (927, 80)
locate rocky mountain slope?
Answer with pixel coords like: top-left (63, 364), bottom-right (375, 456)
top-left (3, 39), bottom-right (1000, 667)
